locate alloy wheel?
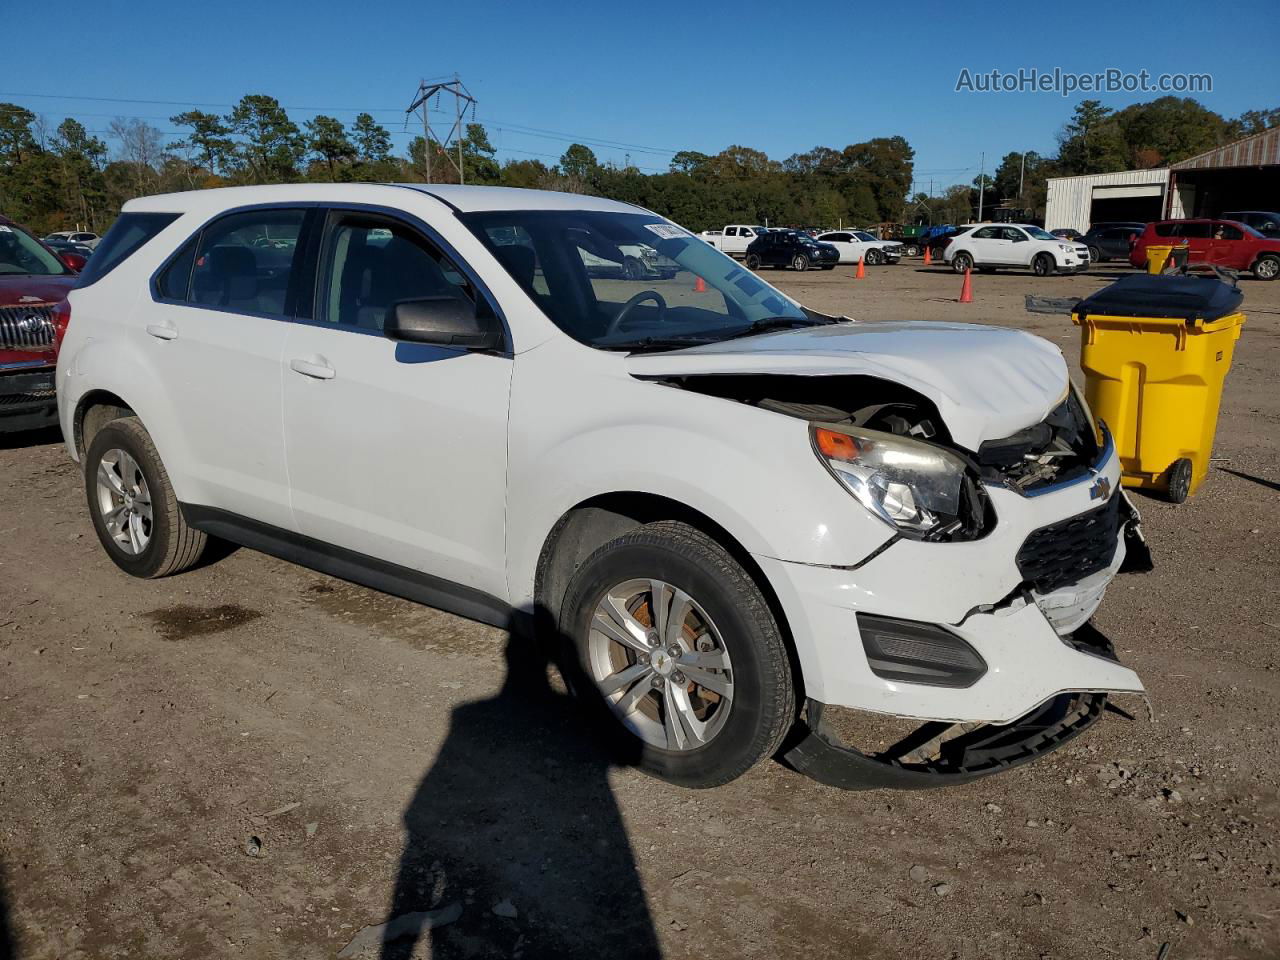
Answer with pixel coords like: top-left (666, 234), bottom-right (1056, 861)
top-left (95, 448), bottom-right (153, 555)
top-left (587, 578), bottom-right (734, 751)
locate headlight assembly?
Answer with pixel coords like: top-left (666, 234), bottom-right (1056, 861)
top-left (812, 425), bottom-right (986, 540)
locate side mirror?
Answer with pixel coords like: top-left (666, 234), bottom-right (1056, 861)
top-left (385, 296), bottom-right (502, 351)
top-left (60, 252), bottom-right (87, 272)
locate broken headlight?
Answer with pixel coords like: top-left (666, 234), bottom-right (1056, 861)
top-left (812, 425), bottom-right (983, 540)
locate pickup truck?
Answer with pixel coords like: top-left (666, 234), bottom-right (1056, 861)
top-left (699, 225), bottom-right (767, 258)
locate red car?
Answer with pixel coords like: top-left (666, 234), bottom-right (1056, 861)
top-left (1, 215), bottom-right (83, 434)
top-left (1129, 218), bottom-right (1280, 281)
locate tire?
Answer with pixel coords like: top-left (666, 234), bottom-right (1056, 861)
top-left (1167, 457), bottom-right (1193, 503)
top-left (903, 243), bottom-right (920, 257)
top-left (1032, 253), bottom-right (1055, 277)
top-left (1088, 246), bottom-right (1103, 264)
top-left (951, 251), bottom-right (973, 274)
top-left (745, 254), bottom-right (762, 271)
top-left (622, 256), bottom-right (645, 281)
top-left (559, 521), bottom-right (795, 788)
top-left (84, 417), bottom-right (208, 579)
top-left (1253, 254), bottom-right (1280, 281)
top-left (791, 254), bottom-right (810, 272)
top-left (865, 248), bottom-right (884, 265)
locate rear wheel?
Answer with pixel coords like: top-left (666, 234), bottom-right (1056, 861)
top-left (791, 254), bottom-right (809, 272)
top-left (560, 521), bottom-right (795, 788)
top-left (903, 243), bottom-right (921, 257)
top-left (951, 251), bottom-right (973, 274)
top-left (1253, 254), bottom-right (1280, 281)
top-left (1032, 253), bottom-right (1055, 277)
top-left (85, 417), bottom-right (208, 578)
top-left (1167, 458), bottom-right (1193, 503)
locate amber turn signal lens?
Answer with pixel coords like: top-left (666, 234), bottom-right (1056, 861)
top-left (814, 428), bottom-right (862, 462)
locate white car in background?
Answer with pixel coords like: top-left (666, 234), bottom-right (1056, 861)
top-left (944, 223), bottom-right (1090, 277)
top-left (815, 230), bottom-right (904, 265)
top-left (699, 224), bottom-right (767, 257)
top-left (44, 230), bottom-right (101, 250)
top-left (57, 183), bottom-right (1148, 790)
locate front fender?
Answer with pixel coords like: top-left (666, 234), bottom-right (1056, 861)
top-left (504, 340), bottom-right (893, 607)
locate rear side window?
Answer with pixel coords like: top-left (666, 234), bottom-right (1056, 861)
top-left (156, 238), bottom-right (198, 300)
top-left (189, 209), bottom-right (304, 316)
top-left (76, 212), bottom-right (179, 287)
top-left (1179, 222), bottom-right (1211, 239)
top-left (1153, 222), bottom-right (1177, 237)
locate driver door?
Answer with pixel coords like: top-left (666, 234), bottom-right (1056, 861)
top-left (1003, 227), bottom-right (1034, 266)
top-left (280, 209), bottom-right (512, 597)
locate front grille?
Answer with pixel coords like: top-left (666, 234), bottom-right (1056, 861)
top-left (0, 305), bottom-right (56, 351)
top-left (1016, 495), bottom-right (1121, 593)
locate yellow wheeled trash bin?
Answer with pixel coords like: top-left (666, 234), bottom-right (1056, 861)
top-left (1072, 274), bottom-right (1245, 502)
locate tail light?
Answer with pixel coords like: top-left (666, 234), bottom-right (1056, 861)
top-left (51, 298), bottom-right (71, 351)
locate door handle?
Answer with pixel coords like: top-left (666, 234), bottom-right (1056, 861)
top-left (290, 357), bottom-right (336, 380)
top-left (145, 322), bottom-right (178, 341)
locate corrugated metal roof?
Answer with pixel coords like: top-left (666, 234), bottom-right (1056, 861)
top-left (1172, 128), bottom-right (1280, 170)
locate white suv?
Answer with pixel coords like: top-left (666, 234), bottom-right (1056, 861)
top-left (57, 184), bottom-right (1149, 789)
top-left (945, 223), bottom-right (1090, 277)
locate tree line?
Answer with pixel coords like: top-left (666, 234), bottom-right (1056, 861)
top-left (1, 92), bottom-right (1274, 238)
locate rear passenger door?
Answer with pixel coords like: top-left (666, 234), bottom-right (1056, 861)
top-left (279, 208), bottom-right (512, 598)
top-left (1175, 222), bottom-right (1212, 263)
top-left (144, 207), bottom-right (304, 529)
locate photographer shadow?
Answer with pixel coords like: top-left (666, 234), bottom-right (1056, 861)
top-left (374, 617), bottom-right (661, 960)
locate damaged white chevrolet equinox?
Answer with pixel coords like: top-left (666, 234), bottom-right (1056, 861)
top-left (58, 184), bottom-right (1152, 789)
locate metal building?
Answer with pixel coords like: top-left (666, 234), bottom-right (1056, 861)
top-left (1045, 128), bottom-right (1280, 232)
top-left (1044, 168), bottom-right (1170, 233)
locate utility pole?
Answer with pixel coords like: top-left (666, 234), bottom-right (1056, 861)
top-left (977, 151), bottom-right (986, 222)
top-left (1019, 152), bottom-right (1026, 200)
top-left (406, 74), bottom-right (477, 184)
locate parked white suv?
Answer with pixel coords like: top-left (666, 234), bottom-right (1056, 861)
top-left (57, 184), bottom-right (1149, 789)
top-left (814, 230), bottom-right (903, 265)
top-left (945, 223), bottom-right (1090, 277)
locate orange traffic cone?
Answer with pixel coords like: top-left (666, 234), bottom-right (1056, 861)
top-left (958, 268), bottom-right (973, 303)
top-left (923, 245), bottom-right (932, 266)
top-left (855, 255), bottom-right (866, 279)
top-left (694, 275), bottom-right (707, 293)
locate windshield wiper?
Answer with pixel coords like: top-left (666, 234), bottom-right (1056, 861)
top-left (721, 315), bottom-right (832, 341)
top-left (608, 336), bottom-right (716, 353)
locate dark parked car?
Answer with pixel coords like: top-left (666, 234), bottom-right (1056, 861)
top-left (1, 215), bottom-right (79, 434)
top-left (745, 230), bottom-right (839, 271)
top-left (43, 238), bottom-right (95, 260)
top-left (1082, 224), bottom-right (1145, 263)
top-left (1221, 211), bottom-right (1280, 238)
top-left (1050, 228), bottom-right (1083, 241)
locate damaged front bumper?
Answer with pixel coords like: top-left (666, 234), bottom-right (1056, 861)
top-left (758, 444), bottom-right (1152, 787)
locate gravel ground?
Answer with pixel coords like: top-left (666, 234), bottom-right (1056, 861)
top-left (2, 261), bottom-right (1277, 960)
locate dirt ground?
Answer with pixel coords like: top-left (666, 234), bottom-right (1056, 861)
top-left (2, 261), bottom-right (1278, 960)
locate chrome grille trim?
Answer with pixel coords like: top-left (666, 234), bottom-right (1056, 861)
top-left (0, 305), bottom-right (56, 351)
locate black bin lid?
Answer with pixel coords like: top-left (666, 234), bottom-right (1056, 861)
top-left (1074, 274), bottom-right (1243, 323)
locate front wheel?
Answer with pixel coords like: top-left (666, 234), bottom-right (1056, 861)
top-left (1032, 252), bottom-right (1055, 277)
top-left (560, 521), bottom-right (796, 788)
top-left (903, 243), bottom-right (920, 257)
top-left (745, 254), bottom-right (762, 271)
top-left (1088, 246), bottom-right (1103, 263)
top-left (85, 417), bottom-right (208, 578)
top-left (622, 256), bottom-right (645, 281)
top-left (1253, 254), bottom-right (1280, 281)
top-left (865, 248), bottom-right (884, 265)
top-left (951, 251), bottom-right (973, 274)
top-left (791, 254), bottom-right (810, 272)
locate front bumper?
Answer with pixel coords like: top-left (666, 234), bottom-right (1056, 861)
top-left (756, 443), bottom-right (1144, 725)
top-left (0, 364), bottom-right (58, 434)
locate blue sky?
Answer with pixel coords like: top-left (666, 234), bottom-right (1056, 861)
top-left (3, 0), bottom-right (1272, 190)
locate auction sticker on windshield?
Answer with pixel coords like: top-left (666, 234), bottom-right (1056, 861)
top-left (644, 224), bottom-right (689, 240)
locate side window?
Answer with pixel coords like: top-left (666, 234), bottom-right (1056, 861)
top-left (189, 209), bottom-right (304, 315)
top-left (320, 214), bottom-right (473, 331)
top-left (1178, 222), bottom-right (1211, 239)
top-left (156, 238), bottom-right (198, 300)
top-left (1154, 222), bottom-right (1176, 237)
top-left (76, 212), bottom-right (179, 287)
top-left (1002, 228), bottom-right (1024, 241)
top-left (1216, 224), bottom-right (1243, 240)
top-left (973, 227), bottom-right (999, 240)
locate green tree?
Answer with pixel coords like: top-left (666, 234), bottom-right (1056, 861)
top-left (559, 143), bottom-right (599, 190)
top-left (1057, 100), bottom-right (1128, 175)
top-left (170, 110), bottom-right (235, 176)
top-left (226, 94), bottom-right (304, 183)
top-left (304, 115), bottom-right (356, 179)
top-left (352, 113), bottom-right (392, 163)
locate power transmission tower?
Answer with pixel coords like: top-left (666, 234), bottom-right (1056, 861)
top-left (405, 75), bottom-right (478, 184)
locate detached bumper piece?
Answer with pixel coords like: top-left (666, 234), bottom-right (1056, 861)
top-left (782, 624), bottom-right (1119, 790)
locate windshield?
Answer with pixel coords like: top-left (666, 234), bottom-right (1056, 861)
top-left (1026, 227), bottom-right (1057, 241)
top-left (0, 223), bottom-right (71, 277)
top-left (462, 210), bottom-right (811, 350)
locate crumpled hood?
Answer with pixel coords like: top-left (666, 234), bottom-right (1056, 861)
top-left (626, 321), bottom-right (1069, 449)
